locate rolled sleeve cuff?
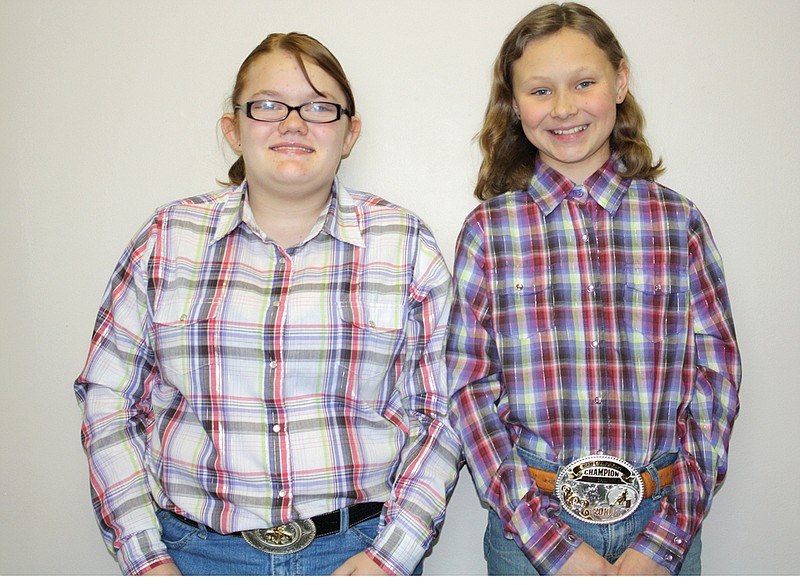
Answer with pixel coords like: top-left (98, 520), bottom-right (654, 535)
top-left (117, 528), bottom-right (172, 576)
top-left (630, 517), bottom-right (693, 575)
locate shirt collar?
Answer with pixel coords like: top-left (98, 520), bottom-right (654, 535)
top-left (323, 179), bottom-right (366, 248)
top-left (209, 179), bottom-right (366, 248)
top-left (527, 154), bottom-right (631, 217)
top-left (210, 184), bottom-right (247, 244)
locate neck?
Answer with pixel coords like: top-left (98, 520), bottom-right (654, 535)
top-left (247, 184), bottom-right (332, 249)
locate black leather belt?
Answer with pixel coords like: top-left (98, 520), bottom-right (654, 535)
top-left (165, 501), bottom-right (383, 539)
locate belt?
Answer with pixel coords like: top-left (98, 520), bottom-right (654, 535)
top-left (166, 501), bottom-right (383, 539)
top-left (529, 462), bottom-right (674, 499)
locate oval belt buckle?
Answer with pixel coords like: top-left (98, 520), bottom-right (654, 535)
top-left (555, 455), bottom-right (644, 525)
top-left (242, 519), bottom-right (316, 554)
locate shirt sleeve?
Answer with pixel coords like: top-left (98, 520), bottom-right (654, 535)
top-left (73, 217), bottom-right (174, 576)
top-left (366, 224), bottom-right (462, 576)
top-left (631, 205), bottom-right (741, 573)
top-left (446, 216), bottom-right (581, 575)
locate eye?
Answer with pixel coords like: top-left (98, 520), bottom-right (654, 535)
top-left (531, 88), bottom-right (551, 97)
top-left (305, 102), bottom-right (337, 114)
top-left (576, 80), bottom-right (595, 89)
top-left (252, 100), bottom-right (283, 112)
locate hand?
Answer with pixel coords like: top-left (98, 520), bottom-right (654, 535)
top-left (555, 543), bottom-right (617, 576)
top-left (331, 551), bottom-right (390, 576)
top-left (142, 561), bottom-right (182, 576)
top-left (614, 548), bottom-right (670, 575)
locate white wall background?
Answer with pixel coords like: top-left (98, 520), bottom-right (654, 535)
top-left (1, 0), bottom-right (797, 576)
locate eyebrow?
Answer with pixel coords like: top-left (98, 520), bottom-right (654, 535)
top-left (249, 89), bottom-right (332, 101)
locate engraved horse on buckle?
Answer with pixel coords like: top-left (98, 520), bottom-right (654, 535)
top-left (242, 519), bottom-right (317, 554)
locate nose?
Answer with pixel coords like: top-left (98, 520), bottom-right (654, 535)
top-left (278, 108), bottom-right (308, 133)
top-left (551, 91), bottom-right (578, 119)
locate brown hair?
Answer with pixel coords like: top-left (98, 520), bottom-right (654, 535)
top-left (223, 32), bottom-right (356, 186)
top-left (475, 2), bottom-right (663, 200)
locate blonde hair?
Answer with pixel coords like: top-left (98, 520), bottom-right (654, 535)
top-left (223, 32), bottom-right (356, 186)
top-left (475, 2), bottom-right (663, 200)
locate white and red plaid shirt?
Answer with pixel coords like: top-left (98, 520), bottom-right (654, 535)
top-left (75, 181), bottom-right (459, 576)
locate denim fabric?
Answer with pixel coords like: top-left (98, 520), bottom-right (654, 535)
top-left (156, 509), bottom-right (423, 576)
top-left (484, 449), bottom-right (701, 575)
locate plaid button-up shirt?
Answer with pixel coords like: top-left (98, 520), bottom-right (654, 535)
top-left (447, 156), bottom-right (740, 574)
top-left (75, 181), bottom-right (459, 576)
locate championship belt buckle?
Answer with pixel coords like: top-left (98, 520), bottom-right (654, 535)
top-left (242, 519), bottom-right (316, 554)
top-left (555, 455), bottom-right (644, 525)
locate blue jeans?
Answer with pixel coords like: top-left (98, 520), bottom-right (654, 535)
top-left (157, 508), bottom-right (423, 576)
top-left (484, 450), bottom-right (702, 575)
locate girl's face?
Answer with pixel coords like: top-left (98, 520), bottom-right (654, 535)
top-left (512, 28), bottom-right (628, 184)
top-left (222, 50), bottom-right (360, 202)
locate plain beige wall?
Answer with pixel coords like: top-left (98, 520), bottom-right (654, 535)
top-left (1, 0), bottom-right (798, 576)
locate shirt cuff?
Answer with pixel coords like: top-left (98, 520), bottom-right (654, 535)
top-left (508, 494), bottom-right (582, 575)
top-left (116, 527), bottom-right (173, 576)
top-left (368, 520), bottom-right (426, 576)
top-left (630, 515), bottom-right (693, 575)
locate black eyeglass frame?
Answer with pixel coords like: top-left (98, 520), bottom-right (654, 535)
top-left (234, 100), bottom-right (352, 124)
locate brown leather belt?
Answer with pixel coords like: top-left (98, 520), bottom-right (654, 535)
top-left (529, 463), bottom-right (674, 498)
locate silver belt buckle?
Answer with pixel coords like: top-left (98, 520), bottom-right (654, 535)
top-left (242, 519), bottom-right (316, 554)
top-left (555, 455), bottom-right (644, 525)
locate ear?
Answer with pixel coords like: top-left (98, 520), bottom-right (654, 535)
top-left (615, 59), bottom-right (630, 104)
top-left (221, 112), bottom-right (241, 153)
top-left (341, 114), bottom-right (362, 159)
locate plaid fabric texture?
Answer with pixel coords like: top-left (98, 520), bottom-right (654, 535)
top-left (75, 181), bottom-right (459, 576)
top-left (447, 156), bottom-right (740, 574)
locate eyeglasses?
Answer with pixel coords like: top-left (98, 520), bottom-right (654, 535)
top-left (235, 100), bottom-right (351, 124)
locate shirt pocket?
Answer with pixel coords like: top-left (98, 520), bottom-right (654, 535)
top-left (337, 298), bottom-right (405, 407)
top-left (152, 299), bottom-right (215, 392)
top-left (623, 267), bottom-right (689, 343)
top-left (491, 265), bottom-right (554, 340)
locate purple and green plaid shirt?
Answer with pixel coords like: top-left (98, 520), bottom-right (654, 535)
top-left (447, 156), bottom-right (740, 574)
top-left (75, 180), bottom-right (459, 576)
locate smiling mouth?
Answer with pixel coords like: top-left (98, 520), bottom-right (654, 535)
top-left (271, 145), bottom-right (314, 153)
top-left (550, 124), bottom-right (589, 136)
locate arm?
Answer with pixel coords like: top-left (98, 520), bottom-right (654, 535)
top-left (363, 226), bottom-right (461, 576)
top-left (74, 220), bottom-right (173, 575)
top-left (630, 206), bottom-right (741, 573)
top-left (446, 217), bottom-right (581, 575)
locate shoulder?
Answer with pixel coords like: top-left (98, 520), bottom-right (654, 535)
top-left (463, 189), bottom-right (530, 226)
top-left (625, 178), bottom-right (701, 220)
top-left (628, 177), bottom-right (695, 208)
top-left (132, 186), bottom-right (242, 246)
top-left (341, 186), bottom-right (428, 233)
top-left (152, 186), bottom-right (240, 221)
